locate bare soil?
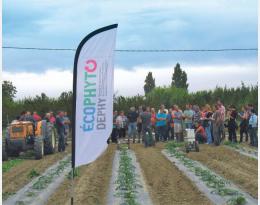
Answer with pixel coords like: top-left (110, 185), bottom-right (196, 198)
top-left (186, 144), bottom-right (258, 198)
top-left (46, 144), bottom-right (116, 205)
top-left (132, 143), bottom-right (212, 205)
top-left (3, 145), bottom-right (71, 196)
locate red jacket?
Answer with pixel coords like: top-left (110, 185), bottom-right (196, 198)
top-left (33, 114), bottom-right (42, 121)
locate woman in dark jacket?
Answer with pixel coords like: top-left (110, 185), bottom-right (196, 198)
top-left (227, 105), bottom-right (238, 143)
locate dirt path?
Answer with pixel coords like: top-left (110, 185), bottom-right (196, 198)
top-left (3, 145), bottom-right (71, 197)
top-left (46, 144), bottom-right (116, 205)
top-left (186, 144), bottom-right (258, 198)
top-left (132, 143), bottom-right (212, 205)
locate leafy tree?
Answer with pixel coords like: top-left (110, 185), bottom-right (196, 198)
top-left (2, 81), bottom-right (17, 126)
top-left (3, 81), bottom-right (17, 101)
top-left (171, 63), bottom-right (189, 90)
top-left (144, 72), bottom-right (155, 95)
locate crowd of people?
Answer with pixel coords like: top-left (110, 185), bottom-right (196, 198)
top-left (109, 100), bottom-right (258, 147)
top-left (16, 110), bottom-right (71, 152)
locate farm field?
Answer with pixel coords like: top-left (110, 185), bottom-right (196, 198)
top-left (3, 144), bottom-right (71, 200)
top-left (132, 143), bottom-right (212, 205)
top-left (46, 144), bottom-right (116, 205)
top-left (2, 141), bottom-right (258, 205)
top-left (185, 144), bottom-right (258, 198)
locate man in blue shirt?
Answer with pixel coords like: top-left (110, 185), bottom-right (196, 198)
top-left (156, 105), bottom-right (167, 141)
top-left (248, 109), bottom-right (258, 147)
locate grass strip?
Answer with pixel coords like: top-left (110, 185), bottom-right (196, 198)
top-left (3, 159), bottom-right (24, 173)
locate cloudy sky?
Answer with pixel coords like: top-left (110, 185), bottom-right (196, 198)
top-left (3, 0), bottom-right (258, 99)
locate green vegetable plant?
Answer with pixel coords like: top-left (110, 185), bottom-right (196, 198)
top-left (28, 169), bottom-right (40, 179)
top-left (115, 145), bottom-right (141, 205)
top-left (165, 142), bottom-right (246, 204)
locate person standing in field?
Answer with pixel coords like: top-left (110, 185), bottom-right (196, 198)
top-left (166, 108), bottom-right (173, 140)
top-left (212, 104), bottom-right (222, 146)
top-left (63, 111), bottom-right (70, 146)
top-left (156, 104), bottom-right (167, 141)
top-left (238, 106), bottom-right (249, 143)
top-left (136, 106), bottom-right (143, 143)
top-left (49, 111), bottom-right (56, 124)
top-left (140, 106), bottom-right (152, 147)
top-left (33, 111), bottom-right (42, 122)
top-left (173, 105), bottom-right (183, 142)
top-left (192, 105), bottom-right (201, 126)
top-left (151, 108), bottom-right (157, 132)
top-left (183, 104), bottom-right (194, 129)
top-left (227, 105), bottom-right (238, 143)
top-left (111, 111), bottom-right (119, 143)
top-left (56, 111), bottom-right (66, 152)
top-left (217, 100), bottom-right (226, 141)
top-left (116, 111), bottom-right (127, 139)
top-left (202, 104), bottom-right (213, 144)
top-left (248, 109), bottom-right (258, 147)
top-left (127, 107), bottom-right (139, 143)
top-left (44, 113), bottom-right (51, 122)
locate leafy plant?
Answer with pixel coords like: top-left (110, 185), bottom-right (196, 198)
top-left (28, 169), bottom-right (40, 179)
top-left (31, 157), bottom-right (70, 190)
top-left (67, 167), bottom-right (80, 179)
top-left (3, 159), bottom-right (23, 173)
top-left (115, 146), bottom-right (141, 205)
top-left (165, 142), bottom-right (247, 204)
top-left (227, 196), bottom-right (246, 205)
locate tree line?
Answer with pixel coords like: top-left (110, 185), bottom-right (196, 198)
top-left (2, 63), bottom-right (258, 127)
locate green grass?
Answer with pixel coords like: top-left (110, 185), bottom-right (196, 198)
top-left (223, 141), bottom-right (240, 149)
top-left (3, 159), bottom-right (24, 173)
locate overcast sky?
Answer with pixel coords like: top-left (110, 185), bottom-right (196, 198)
top-left (2, 0), bottom-right (258, 99)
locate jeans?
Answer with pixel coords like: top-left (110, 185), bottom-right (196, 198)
top-left (119, 128), bottom-right (126, 138)
top-left (142, 126), bottom-right (152, 147)
top-left (185, 122), bottom-right (193, 129)
top-left (240, 128), bottom-right (249, 142)
top-left (128, 122), bottom-right (137, 140)
top-left (205, 126), bottom-right (212, 144)
top-left (111, 128), bottom-right (118, 143)
top-left (58, 132), bottom-right (65, 152)
top-left (249, 127), bottom-right (258, 147)
top-left (156, 126), bottom-right (167, 141)
top-left (228, 128), bottom-right (237, 143)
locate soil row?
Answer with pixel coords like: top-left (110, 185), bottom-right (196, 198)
top-left (46, 144), bottom-right (116, 205)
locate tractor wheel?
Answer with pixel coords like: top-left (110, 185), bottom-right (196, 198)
top-left (2, 137), bottom-right (8, 161)
top-left (5, 131), bottom-right (19, 158)
top-left (44, 122), bottom-right (56, 155)
top-left (195, 141), bottom-right (200, 152)
top-left (34, 137), bottom-right (44, 160)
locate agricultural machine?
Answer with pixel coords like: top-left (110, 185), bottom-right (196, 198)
top-left (184, 129), bottom-right (199, 153)
top-left (2, 120), bottom-right (56, 160)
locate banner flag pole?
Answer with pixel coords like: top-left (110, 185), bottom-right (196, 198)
top-left (70, 24), bottom-right (118, 204)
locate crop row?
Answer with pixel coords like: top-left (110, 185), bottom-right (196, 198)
top-left (165, 142), bottom-right (246, 205)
